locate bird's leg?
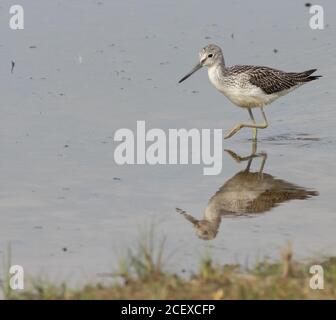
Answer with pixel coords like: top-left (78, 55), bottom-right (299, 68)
top-left (257, 152), bottom-right (268, 179)
top-left (251, 140), bottom-right (257, 155)
top-left (248, 108), bottom-right (257, 141)
top-left (260, 107), bottom-right (268, 130)
top-left (224, 140), bottom-right (258, 163)
top-left (245, 158), bottom-right (253, 172)
top-left (224, 107), bottom-right (268, 140)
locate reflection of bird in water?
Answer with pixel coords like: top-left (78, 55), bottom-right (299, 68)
top-left (176, 143), bottom-right (318, 240)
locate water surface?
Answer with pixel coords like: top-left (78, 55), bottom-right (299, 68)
top-left (0, 0), bottom-right (335, 288)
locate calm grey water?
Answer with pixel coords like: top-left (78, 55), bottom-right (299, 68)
top-left (0, 0), bottom-right (335, 289)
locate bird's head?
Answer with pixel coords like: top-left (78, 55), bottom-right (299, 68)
top-left (199, 44), bottom-right (224, 67)
top-left (178, 44), bottom-right (224, 83)
top-left (194, 220), bottom-right (218, 240)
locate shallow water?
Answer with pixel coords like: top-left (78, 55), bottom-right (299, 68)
top-left (0, 0), bottom-right (335, 288)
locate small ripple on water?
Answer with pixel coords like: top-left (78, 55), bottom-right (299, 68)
top-left (262, 133), bottom-right (321, 142)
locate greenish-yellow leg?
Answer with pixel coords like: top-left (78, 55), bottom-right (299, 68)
top-left (248, 108), bottom-right (258, 141)
top-left (224, 108), bottom-right (268, 140)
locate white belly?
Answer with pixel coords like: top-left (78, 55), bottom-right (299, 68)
top-left (219, 86), bottom-right (278, 108)
top-left (208, 67), bottom-right (279, 108)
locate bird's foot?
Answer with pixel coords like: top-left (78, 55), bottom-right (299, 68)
top-left (224, 149), bottom-right (243, 162)
top-left (225, 149), bottom-right (262, 163)
top-left (224, 124), bottom-right (243, 139)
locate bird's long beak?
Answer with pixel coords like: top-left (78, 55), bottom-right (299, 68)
top-left (178, 62), bottom-right (202, 83)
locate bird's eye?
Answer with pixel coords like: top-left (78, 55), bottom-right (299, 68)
top-left (208, 54), bottom-right (213, 58)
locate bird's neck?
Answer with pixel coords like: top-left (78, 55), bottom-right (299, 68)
top-left (210, 61), bottom-right (227, 76)
top-left (204, 203), bottom-right (222, 222)
top-left (208, 62), bottom-right (227, 86)
top-left (218, 61), bottom-right (228, 75)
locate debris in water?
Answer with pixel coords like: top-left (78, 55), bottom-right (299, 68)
top-left (11, 60), bottom-right (15, 74)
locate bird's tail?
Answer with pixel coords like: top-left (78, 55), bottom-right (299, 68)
top-left (288, 69), bottom-right (322, 82)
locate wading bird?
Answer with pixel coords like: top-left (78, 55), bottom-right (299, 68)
top-left (176, 143), bottom-right (318, 240)
top-left (178, 44), bottom-right (321, 140)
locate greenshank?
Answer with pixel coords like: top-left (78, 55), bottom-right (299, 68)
top-left (176, 145), bottom-right (318, 240)
top-left (178, 44), bottom-right (321, 140)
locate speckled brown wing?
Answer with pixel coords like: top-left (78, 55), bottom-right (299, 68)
top-left (228, 65), bottom-right (320, 95)
top-left (248, 67), bottom-right (298, 94)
